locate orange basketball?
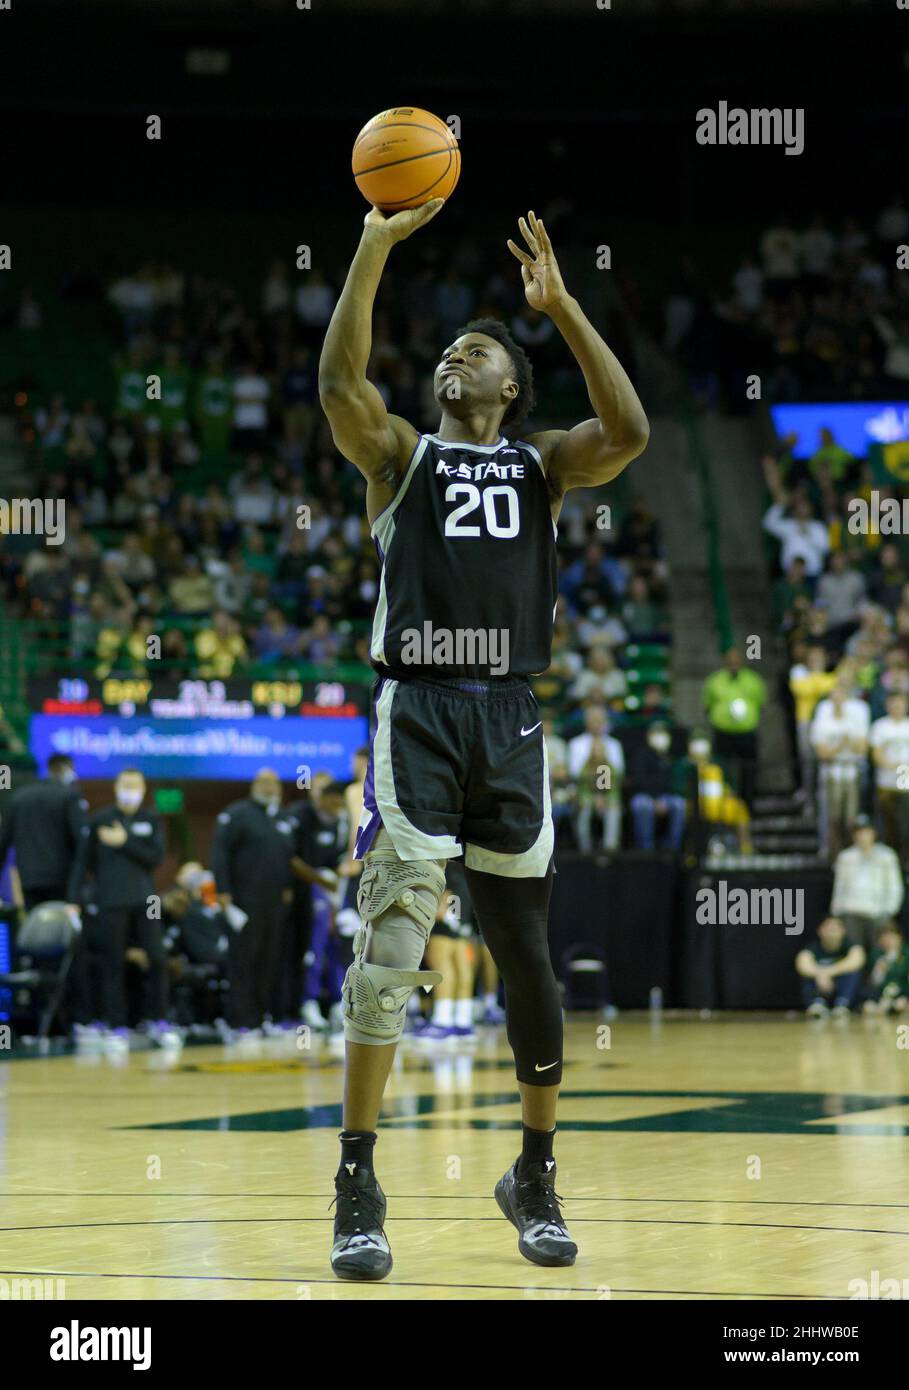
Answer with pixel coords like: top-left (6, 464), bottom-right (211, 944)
top-left (352, 106), bottom-right (460, 212)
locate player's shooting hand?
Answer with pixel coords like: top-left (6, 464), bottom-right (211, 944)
top-left (507, 210), bottom-right (568, 314)
top-left (364, 199), bottom-right (445, 245)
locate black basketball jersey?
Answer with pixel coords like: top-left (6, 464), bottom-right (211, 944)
top-left (369, 433), bottom-right (559, 680)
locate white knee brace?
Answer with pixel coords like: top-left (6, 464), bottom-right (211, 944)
top-left (342, 838), bottom-right (447, 1045)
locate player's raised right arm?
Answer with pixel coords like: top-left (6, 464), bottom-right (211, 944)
top-left (319, 201), bottom-right (444, 498)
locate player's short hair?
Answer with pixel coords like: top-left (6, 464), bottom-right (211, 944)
top-left (455, 316), bottom-right (536, 436)
top-left (47, 754), bottom-right (73, 774)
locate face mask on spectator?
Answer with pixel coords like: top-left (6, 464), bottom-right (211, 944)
top-left (690, 741), bottom-right (710, 759)
top-left (117, 788), bottom-right (144, 811)
top-left (649, 731), bottom-right (670, 753)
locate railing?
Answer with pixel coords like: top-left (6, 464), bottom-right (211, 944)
top-left (637, 335), bottom-right (736, 658)
top-left (0, 609), bottom-right (29, 738)
top-left (683, 407), bottom-right (735, 655)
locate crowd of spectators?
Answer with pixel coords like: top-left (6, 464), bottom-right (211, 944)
top-left (666, 199), bottom-right (909, 407)
top-left (795, 816), bottom-right (906, 1018)
top-left (759, 434), bottom-right (909, 862)
top-left (1, 245), bottom-right (702, 855)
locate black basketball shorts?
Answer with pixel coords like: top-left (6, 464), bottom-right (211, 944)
top-left (354, 673), bottom-right (553, 878)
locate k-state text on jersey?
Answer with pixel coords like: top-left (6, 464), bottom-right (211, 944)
top-left (435, 459), bottom-right (526, 480)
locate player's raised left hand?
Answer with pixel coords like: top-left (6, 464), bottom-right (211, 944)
top-left (507, 210), bottom-right (568, 314)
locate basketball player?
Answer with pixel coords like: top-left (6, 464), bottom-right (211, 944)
top-left (319, 201), bottom-right (649, 1279)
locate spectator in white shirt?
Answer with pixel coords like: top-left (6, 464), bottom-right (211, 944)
top-left (763, 497), bottom-right (830, 579)
top-left (295, 270), bottom-right (337, 343)
top-left (870, 691), bottom-right (909, 861)
top-left (231, 364), bottom-right (271, 452)
top-left (811, 680), bottom-right (870, 858)
top-left (760, 219), bottom-right (800, 292)
top-left (830, 816), bottom-right (905, 956)
top-left (569, 645), bottom-right (628, 707)
top-left (761, 455), bottom-right (830, 578)
top-left (568, 705), bottom-right (625, 852)
top-left (575, 604), bottom-right (628, 652)
top-left (872, 309), bottom-right (909, 386)
top-left (731, 255), bottom-right (764, 314)
top-left (233, 477), bottom-right (276, 527)
top-left (261, 259), bottom-right (291, 316)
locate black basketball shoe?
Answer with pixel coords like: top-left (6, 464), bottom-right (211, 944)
top-left (495, 1158), bottom-right (578, 1267)
top-left (330, 1164), bottom-right (393, 1281)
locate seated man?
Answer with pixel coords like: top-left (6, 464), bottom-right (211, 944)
top-left (163, 872), bottom-right (231, 970)
top-left (626, 721), bottom-right (686, 852)
top-left (567, 704), bottom-right (624, 851)
top-left (795, 915), bottom-right (866, 1019)
top-left (685, 728), bottom-right (750, 856)
top-left (864, 921), bottom-right (909, 1016)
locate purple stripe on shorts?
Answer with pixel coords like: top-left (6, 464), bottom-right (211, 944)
top-left (353, 679), bottom-right (384, 860)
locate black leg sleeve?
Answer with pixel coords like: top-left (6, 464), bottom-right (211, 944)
top-left (465, 863), bottom-right (563, 1086)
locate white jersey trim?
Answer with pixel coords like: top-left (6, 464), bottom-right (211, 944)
top-left (369, 434), bottom-right (430, 540)
top-left (369, 436), bottom-right (430, 664)
top-left (426, 433), bottom-right (509, 454)
top-left (371, 679), bottom-right (463, 861)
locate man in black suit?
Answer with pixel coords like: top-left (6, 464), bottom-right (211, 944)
top-left (211, 767), bottom-right (298, 1032)
top-left (68, 768), bottom-right (166, 1031)
top-left (0, 754), bottom-right (87, 910)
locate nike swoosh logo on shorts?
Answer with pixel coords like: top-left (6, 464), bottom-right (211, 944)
top-left (534, 1060), bottom-right (559, 1072)
top-left (521, 722), bottom-right (542, 736)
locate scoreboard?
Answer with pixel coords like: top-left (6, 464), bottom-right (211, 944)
top-left (28, 677), bottom-right (371, 783)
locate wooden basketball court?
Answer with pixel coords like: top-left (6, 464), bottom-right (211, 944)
top-left (2, 1015), bottom-right (906, 1300)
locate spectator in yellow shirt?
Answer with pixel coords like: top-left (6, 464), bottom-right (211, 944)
top-left (195, 610), bottom-right (248, 678)
top-left (686, 730), bottom-right (750, 854)
top-left (789, 644), bottom-right (837, 803)
top-left (95, 621), bottom-right (128, 678)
